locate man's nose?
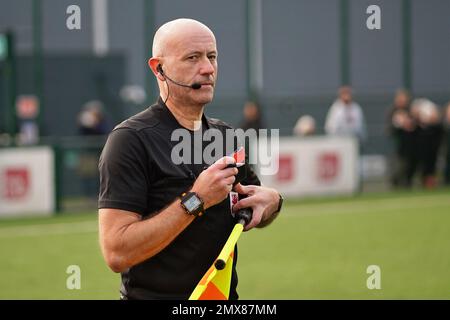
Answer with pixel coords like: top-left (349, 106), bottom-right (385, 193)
top-left (199, 58), bottom-right (215, 75)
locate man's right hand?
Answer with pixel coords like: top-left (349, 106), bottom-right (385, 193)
top-left (191, 156), bottom-right (238, 209)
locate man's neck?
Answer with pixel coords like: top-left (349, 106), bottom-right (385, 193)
top-left (165, 99), bottom-right (204, 130)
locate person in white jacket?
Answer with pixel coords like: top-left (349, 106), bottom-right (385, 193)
top-left (324, 86), bottom-right (367, 144)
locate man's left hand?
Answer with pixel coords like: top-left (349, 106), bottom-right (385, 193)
top-left (232, 183), bottom-right (280, 231)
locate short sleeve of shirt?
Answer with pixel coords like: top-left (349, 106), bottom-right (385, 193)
top-left (98, 128), bottom-right (150, 215)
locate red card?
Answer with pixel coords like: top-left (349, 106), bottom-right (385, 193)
top-left (231, 147), bottom-right (245, 165)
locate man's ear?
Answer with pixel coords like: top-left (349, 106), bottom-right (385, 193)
top-left (148, 58), bottom-right (165, 81)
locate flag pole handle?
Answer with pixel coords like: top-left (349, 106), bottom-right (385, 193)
top-left (214, 208), bottom-right (253, 270)
top-left (236, 208), bottom-right (253, 225)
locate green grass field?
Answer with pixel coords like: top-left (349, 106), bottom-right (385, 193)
top-left (1, 189), bottom-right (449, 299)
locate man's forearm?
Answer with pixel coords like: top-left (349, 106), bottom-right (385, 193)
top-left (100, 200), bottom-right (194, 273)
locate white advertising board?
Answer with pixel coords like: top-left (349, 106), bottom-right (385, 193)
top-left (0, 146), bottom-right (55, 217)
top-left (255, 136), bottom-right (359, 197)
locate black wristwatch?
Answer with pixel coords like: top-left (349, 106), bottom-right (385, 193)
top-left (274, 193), bottom-right (283, 214)
top-left (180, 191), bottom-right (204, 217)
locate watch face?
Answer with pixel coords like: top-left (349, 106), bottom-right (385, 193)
top-left (184, 195), bottom-right (202, 212)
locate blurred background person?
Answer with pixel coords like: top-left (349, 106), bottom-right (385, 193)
top-left (237, 101), bottom-right (265, 167)
top-left (443, 102), bottom-right (450, 185)
top-left (324, 86), bottom-right (367, 145)
top-left (76, 100), bottom-right (110, 203)
top-left (412, 99), bottom-right (444, 189)
top-left (238, 100), bottom-right (265, 132)
top-left (293, 115), bottom-right (316, 137)
top-left (387, 89), bottom-right (417, 188)
top-left (77, 100), bottom-right (110, 136)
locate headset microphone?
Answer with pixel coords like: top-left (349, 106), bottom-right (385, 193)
top-left (157, 64), bottom-right (202, 90)
top-left (190, 83), bottom-right (202, 90)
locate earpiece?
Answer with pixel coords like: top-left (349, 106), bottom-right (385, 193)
top-left (157, 64), bottom-right (164, 74)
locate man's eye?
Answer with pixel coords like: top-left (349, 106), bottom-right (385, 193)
top-left (208, 55), bottom-right (217, 60)
top-left (188, 56), bottom-right (198, 60)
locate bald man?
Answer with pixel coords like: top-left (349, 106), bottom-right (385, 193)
top-left (98, 18), bottom-right (282, 300)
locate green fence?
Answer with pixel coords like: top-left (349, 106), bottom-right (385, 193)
top-left (39, 135), bottom-right (107, 212)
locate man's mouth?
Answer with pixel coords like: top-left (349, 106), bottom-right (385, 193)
top-left (194, 79), bottom-right (214, 87)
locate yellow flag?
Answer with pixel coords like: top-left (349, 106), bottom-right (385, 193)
top-left (189, 223), bottom-right (244, 300)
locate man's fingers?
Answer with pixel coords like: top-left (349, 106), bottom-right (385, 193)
top-left (220, 167), bottom-right (238, 179)
top-left (233, 183), bottom-right (253, 195)
top-left (232, 197), bottom-right (252, 212)
top-left (224, 175), bottom-right (236, 186)
top-left (233, 183), bottom-right (245, 194)
top-left (210, 156), bottom-right (235, 170)
top-left (243, 208), bottom-right (263, 231)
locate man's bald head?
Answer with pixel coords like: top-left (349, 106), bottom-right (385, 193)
top-left (152, 18), bottom-right (215, 57)
top-left (148, 18), bottom-right (218, 108)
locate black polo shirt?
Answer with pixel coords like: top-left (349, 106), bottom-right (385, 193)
top-left (98, 97), bottom-right (260, 300)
